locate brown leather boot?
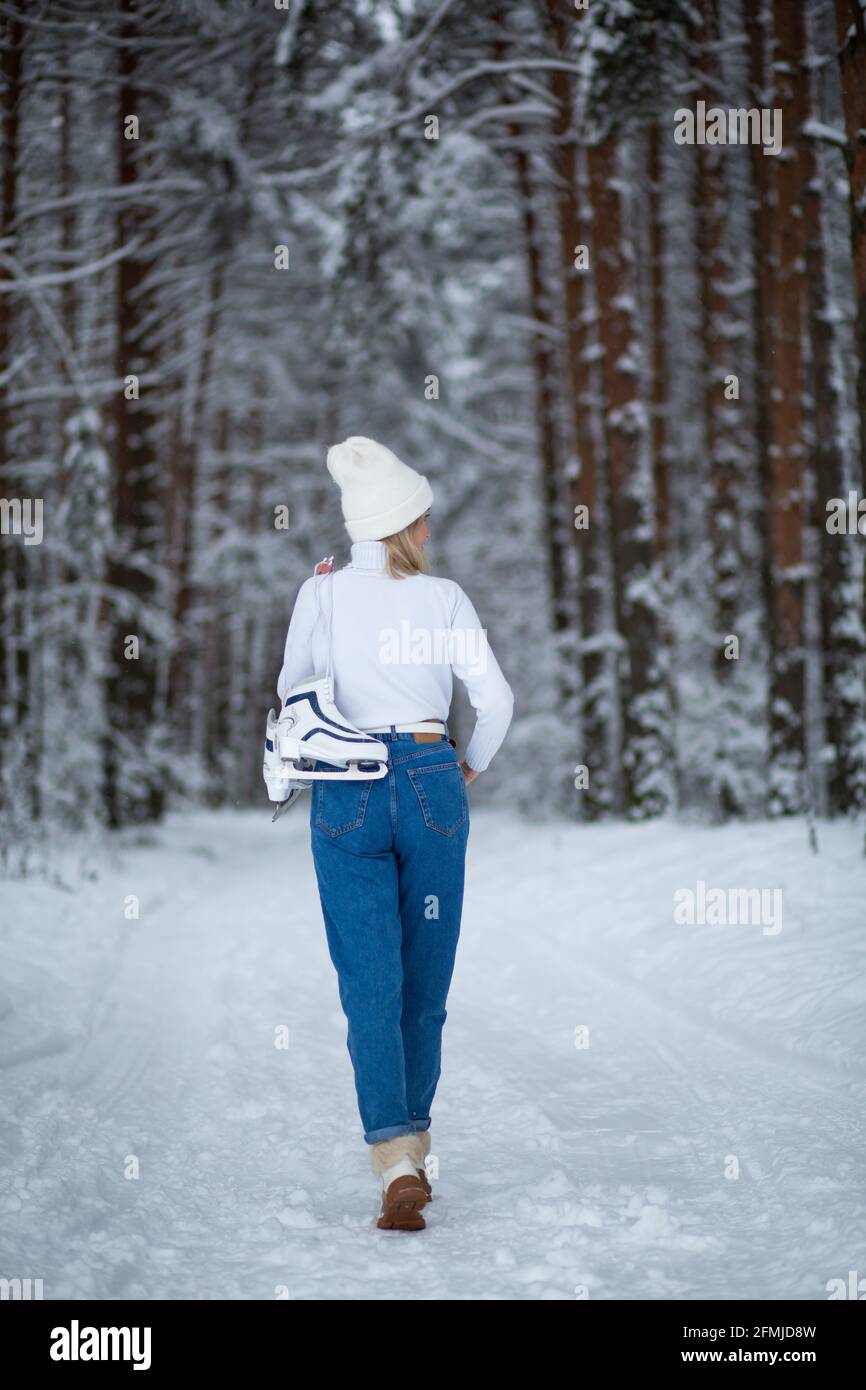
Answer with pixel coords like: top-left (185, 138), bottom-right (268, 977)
top-left (376, 1172), bottom-right (428, 1231)
top-left (417, 1166), bottom-right (432, 1201)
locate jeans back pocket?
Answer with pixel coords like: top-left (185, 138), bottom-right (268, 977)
top-left (407, 762), bottom-right (468, 837)
top-left (314, 775), bottom-right (374, 836)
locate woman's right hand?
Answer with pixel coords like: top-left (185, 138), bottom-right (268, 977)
top-left (460, 760), bottom-right (479, 785)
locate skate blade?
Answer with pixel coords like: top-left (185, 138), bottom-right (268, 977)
top-left (269, 786), bottom-right (308, 822)
top-left (290, 760), bottom-right (388, 781)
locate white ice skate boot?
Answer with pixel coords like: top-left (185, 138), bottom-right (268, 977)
top-left (263, 708), bottom-right (312, 819)
top-left (276, 675), bottom-right (389, 782)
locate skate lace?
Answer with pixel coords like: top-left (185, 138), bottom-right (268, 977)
top-left (315, 570), bottom-right (336, 694)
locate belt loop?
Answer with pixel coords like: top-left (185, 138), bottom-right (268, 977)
top-left (390, 723), bottom-right (396, 735)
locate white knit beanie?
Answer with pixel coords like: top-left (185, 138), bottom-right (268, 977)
top-left (325, 436), bottom-right (434, 542)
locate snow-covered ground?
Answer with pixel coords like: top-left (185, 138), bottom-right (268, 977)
top-left (1, 806), bottom-right (864, 1300)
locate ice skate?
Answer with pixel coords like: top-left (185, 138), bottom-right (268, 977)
top-left (276, 674), bottom-right (389, 782)
top-left (263, 708), bottom-right (312, 818)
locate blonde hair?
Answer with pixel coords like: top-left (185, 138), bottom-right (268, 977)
top-left (381, 516), bottom-right (429, 579)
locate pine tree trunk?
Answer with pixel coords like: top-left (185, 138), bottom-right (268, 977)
top-left (647, 123), bottom-right (681, 811)
top-left (203, 407), bottom-right (232, 795)
top-left (587, 138), bottom-right (671, 818)
top-left (499, 11), bottom-right (571, 661)
top-left (167, 262), bottom-right (224, 745)
top-left (834, 0), bottom-right (866, 829)
top-left (744, 0), bottom-right (777, 777)
top-left (544, 0), bottom-right (616, 816)
top-left (58, 55), bottom-right (76, 468)
top-left (648, 124), bottom-right (671, 584)
top-left (696, 10), bottom-right (735, 661)
top-left (103, 0), bottom-right (164, 827)
top-left (696, 0), bottom-right (744, 817)
top-left (0, 11), bottom-right (21, 474)
top-left (0, 13), bottom-right (26, 851)
top-left (242, 381), bottom-right (267, 803)
top-left (803, 17), bottom-right (866, 813)
top-left (834, 0), bottom-right (866, 505)
top-left (765, 0), bottom-right (809, 815)
top-left (510, 129), bottom-right (573, 701)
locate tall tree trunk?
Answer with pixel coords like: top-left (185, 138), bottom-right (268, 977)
top-left (806, 15), bottom-right (866, 814)
top-left (648, 123), bottom-right (671, 588)
top-left (587, 138), bottom-right (671, 818)
top-left (834, 0), bottom-right (866, 508)
top-left (744, 0), bottom-right (777, 794)
top-left (572, 147), bottom-right (618, 817)
top-left (696, 0), bottom-right (744, 817)
top-left (834, 0), bottom-right (866, 833)
top-left (167, 262), bottom-right (225, 741)
top-left (240, 376), bottom-right (267, 803)
top-left (0, 10), bottom-right (21, 474)
top-left (167, 49), bottom-right (261, 762)
top-left (765, 0), bottom-right (809, 815)
top-left (201, 406), bottom-right (232, 795)
top-left (647, 122), bottom-right (679, 809)
top-left (545, 0), bottom-right (616, 816)
top-left (509, 113), bottom-right (573, 715)
top-left (58, 56), bottom-right (76, 470)
top-left (0, 12), bottom-right (26, 855)
top-left (104, 0), bottom-right (164, 827)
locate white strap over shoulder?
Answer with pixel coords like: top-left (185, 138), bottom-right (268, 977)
top-left (314, 568), bottom-right (336, 688)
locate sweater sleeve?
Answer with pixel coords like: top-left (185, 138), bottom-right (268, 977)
top-left (276, 577), bottom-right (320, 705)
top-left (449, 585), bottom-right (515, 772)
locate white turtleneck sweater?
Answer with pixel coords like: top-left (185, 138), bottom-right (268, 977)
top-left (276, 541), bottom-right (514, 772)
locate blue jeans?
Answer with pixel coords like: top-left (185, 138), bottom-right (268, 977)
top-left (309, 728), bottom-right (470, 1144)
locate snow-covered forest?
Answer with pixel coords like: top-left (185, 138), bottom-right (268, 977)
top-left (1, 0), bottom-right (865, 858)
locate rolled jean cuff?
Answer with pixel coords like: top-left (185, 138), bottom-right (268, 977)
top-left (364, 1123), bottom-right (416, 1144)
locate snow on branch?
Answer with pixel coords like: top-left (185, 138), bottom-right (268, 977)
top-left (801, 119), bottom-right (849, 151)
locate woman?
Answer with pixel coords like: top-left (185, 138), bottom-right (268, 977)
top-left (276, 436), bottom-right (514, 1231)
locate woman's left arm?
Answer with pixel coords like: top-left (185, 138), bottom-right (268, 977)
top-left (449, 585), bottom-right (515, 774)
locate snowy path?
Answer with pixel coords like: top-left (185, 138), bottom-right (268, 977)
top-left (1, 807), bottom-right (864, 1300)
